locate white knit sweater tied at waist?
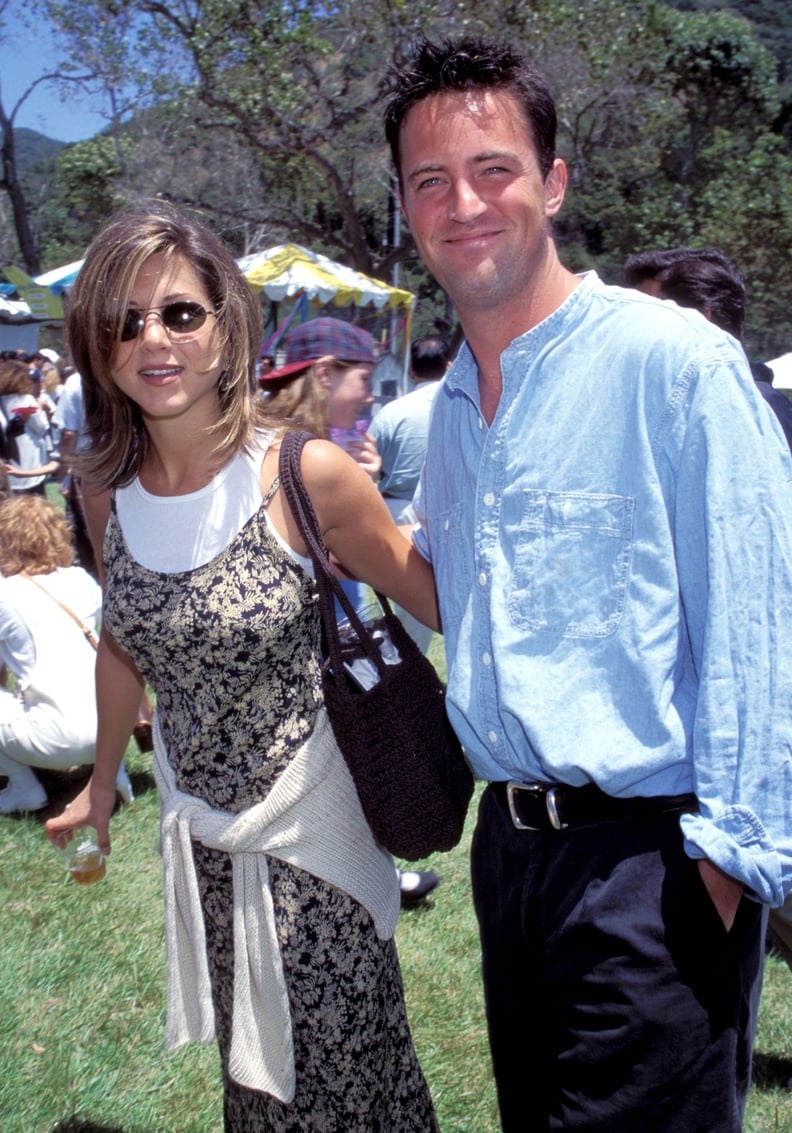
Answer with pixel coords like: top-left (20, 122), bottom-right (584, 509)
top-left (154, 708), bottom-right (399, 1101)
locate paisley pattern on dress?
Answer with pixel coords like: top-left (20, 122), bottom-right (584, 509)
top-left (101, 459), bottom-right (439, 1132)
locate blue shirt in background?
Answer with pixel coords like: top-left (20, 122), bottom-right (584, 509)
top-left (370, 380), bottom-right (441, 501)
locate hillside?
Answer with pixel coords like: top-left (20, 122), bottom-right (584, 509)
top-left (12, 127), bottom-right (63, 183)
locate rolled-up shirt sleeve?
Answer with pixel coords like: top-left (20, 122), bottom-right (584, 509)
top-left (668, 352), bottom-right (792, 906)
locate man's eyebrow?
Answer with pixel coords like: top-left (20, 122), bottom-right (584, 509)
top-left (406, 162), bottom-right (447, 182)
top-left (473, 149), bottom-right (519, 163)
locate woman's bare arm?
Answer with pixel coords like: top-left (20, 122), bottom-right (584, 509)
top-left (287, 439), bottom-right (439, 630)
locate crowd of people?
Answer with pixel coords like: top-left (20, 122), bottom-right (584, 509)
top-left (0, 31), bottom-right (790, 1133)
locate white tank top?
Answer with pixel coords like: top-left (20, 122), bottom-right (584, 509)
top-left (115, 431), bottom-right (311, 575)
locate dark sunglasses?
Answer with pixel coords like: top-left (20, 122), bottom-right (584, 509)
top-left (119, 301), bottom-right (217, 342)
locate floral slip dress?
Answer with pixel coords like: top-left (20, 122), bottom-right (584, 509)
top-left (101, 467), bottom-right (439, 1133)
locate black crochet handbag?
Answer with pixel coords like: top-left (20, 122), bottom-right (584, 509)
top-left (279, 429), bottom-right (474, 861)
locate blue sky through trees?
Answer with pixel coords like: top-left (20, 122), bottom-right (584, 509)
top-left (0, 6), bottom-right (106, 142)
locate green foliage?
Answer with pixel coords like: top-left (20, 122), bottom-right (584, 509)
top-left (52, 136), bottom-right (122, 216)
top-left (5, 0), bottom-right (791, 352)
top-left (664, 0), bottom-right (792, 78)
top-left (665, 7), bottom-right (779, 114)
top-left (543, 1), bottom-right (792, 356)
top-left (34, 136), bottom-right (122, 267)
top-left (688, 130), bottom-right (792, 358)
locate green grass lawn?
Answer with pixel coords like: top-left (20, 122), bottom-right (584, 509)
top-left (1, 743), bottom-right (790, 1132)
top-left (0, 623), bottom-right (790, 1130)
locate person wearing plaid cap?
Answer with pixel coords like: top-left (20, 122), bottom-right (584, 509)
top-left (263, 317), bottom-right (442, 908)
top-left (261, 316), bottom-right (381, 478)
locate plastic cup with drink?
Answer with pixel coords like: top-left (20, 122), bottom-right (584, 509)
top-left (56, 826), bottom-right (106, 885)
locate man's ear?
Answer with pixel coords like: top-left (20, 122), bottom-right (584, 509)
top-left (397, 186), bottom-right (410, 228)
top-left (544, 158), bottom-right (568, 218)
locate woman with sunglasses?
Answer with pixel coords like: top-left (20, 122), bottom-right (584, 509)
top-left (45, 204), bottom-right (439, 1133)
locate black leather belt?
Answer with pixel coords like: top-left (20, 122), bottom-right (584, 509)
top-left (491, 780), bottom-right (698, 832)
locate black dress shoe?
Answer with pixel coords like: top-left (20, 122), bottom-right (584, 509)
top-left (399, 870), bottom-right (440, 907)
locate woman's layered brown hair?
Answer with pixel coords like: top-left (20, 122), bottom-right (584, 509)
top-left (67, 203), bottom-right (272, 489)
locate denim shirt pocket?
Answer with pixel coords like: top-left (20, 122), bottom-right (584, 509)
top-left (508, 489), bottom-right (634, 638)
top-left (434, 502), bottom-right (472, 630)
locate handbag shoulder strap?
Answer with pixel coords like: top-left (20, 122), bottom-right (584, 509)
top-left (278, 430), bottom-right (332, 567)
top-left (25, 574), bottom-right (99, 650)
top-left (278, 430), bottom-right (389, 678)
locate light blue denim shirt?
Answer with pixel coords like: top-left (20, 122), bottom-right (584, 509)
top-left (414, 272), bottom-right (792, 906)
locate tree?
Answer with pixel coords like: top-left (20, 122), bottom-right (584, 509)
top-left (506, 1), bottom-right (792, 355)
top-left (0, 0), bottom-right (103, 270)
top-left (30, 0), bottom-right (792, 354)
top-left (688, 129), bottom-right (792, 358)
top-left (1, 0), bottom-right (191, 267)
top-left (36, 0), bottom-right (491, 266)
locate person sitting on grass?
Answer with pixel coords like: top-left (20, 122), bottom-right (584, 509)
top-left (0, 495), bottom-right (132, 813)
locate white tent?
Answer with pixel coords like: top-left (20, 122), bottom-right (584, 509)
top-left (237, 243), bottom-right (412, 310)
top-left (0, 293), bottom-right (35, 322)
top-left (35, 260), bottom-right (84, 294)
top-left (28, 245), bottom-right (413, 311)
top-left (0, 293), bottom-right (39, 352)
top-left (768, 353), bottom-right (792, 393)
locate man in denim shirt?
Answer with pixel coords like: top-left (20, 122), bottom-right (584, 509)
top-left (385, 37), bottom-right (792, 1132)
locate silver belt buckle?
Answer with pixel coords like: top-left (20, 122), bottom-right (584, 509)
top-left (506, 781), bottom-right (537, 829)
top-left (506, 781), bottom-right (568, 831)
top-left (545, 787), bottom-right (567, 830)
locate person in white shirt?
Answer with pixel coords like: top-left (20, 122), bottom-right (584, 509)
top-left (0, 495), bottom-right (132, 813)
top-left (0, 359), bottom-right (52, 496)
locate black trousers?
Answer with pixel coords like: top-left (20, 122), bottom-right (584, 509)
top-left (471, 784), bottom-right (765, 1132)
